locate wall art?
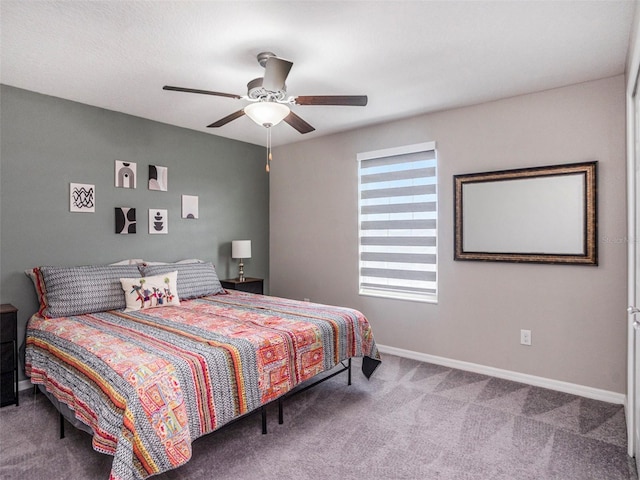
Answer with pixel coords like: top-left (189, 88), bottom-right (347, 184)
top-left (181, 195), bottom-right (199, 219)
top-left (149, 165), bottom-right (168, 191)
top-left (115, 160), bottom-right (137, 188)
top-left (115, 207), bottom-right (136, 234)
top-left (149, 209), bottom-right (168, 234)
top-left (70, 183), bottom-right (95, 212)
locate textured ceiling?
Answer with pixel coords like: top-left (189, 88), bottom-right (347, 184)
top-left (0, 1), bottom-right (635, 147)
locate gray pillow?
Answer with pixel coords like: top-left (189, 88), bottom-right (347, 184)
top-left (139, 262), bottom-right (224, 299)
top-left (38, 264), bottom-right (141, 318)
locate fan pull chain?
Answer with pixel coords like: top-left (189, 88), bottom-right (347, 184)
top-left (266, 126), bottom-right (272, 172)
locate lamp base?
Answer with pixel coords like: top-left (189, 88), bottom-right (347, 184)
top-left (238, 260), bottom-right (245, 282)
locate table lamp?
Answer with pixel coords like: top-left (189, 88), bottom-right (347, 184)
top-left (231, 240), bottom-right (251, 282)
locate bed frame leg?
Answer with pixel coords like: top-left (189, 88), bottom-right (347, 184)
top-left (261, 406), bottom-right (267, 434)
top-left (274, 358), bottom-right (353, 429)
top-left (60, 413), bottom-right (65, 439)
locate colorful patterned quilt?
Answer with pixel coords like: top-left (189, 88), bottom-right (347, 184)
top-left (25, 291), bottom-right (380, 480)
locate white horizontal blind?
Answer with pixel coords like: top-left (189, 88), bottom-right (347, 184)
top-left (358, 142), bottom-right (437, 302)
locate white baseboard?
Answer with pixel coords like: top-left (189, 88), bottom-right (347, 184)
top-left (377, 344), bottom-right (626, 405)
top-left (18, 379), bottom-right (32, 392)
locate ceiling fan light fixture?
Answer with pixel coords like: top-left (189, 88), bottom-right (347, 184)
top-left (244, 102), bottom-right (290, 128)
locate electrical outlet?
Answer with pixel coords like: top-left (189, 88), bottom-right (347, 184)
top-left (520, 329), bottom-right (532, 346)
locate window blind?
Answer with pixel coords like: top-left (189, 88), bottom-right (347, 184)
top-left (358, 142), bottom-right (437, 302)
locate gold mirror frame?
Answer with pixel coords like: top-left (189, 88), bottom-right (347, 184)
top-left (454, 161), bottom-right (597, 265)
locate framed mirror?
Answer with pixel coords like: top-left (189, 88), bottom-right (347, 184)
top-left (454, 161), bottom-right (597, 265)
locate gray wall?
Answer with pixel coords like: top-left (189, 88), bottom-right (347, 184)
top-left (0, 85), bottom-right (269, 374)
top-left (270, 75), bottom-right (627, 393)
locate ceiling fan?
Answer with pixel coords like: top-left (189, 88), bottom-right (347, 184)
top-left (163, 51), bottom-right (368, 135)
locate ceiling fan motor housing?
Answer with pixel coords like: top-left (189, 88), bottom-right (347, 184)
top-left (246, 77), bottom-right (287, 101)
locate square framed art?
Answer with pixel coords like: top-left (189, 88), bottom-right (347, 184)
top-left (70, 183), bottom-right (95, 212)
top-left (149, 209), bottom-right (168, 234)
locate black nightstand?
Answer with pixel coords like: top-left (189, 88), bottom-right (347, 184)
top-left (220, 278), bottom-right (264, 295)
top-left (0, 304), bottom-right (19, 407)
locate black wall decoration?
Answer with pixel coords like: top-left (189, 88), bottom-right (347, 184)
top-left (115, 207), bottom-right (137, 234)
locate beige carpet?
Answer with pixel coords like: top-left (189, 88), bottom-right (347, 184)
top-left (0, 354), bottom-right (637, 479)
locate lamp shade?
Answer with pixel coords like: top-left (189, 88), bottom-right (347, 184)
top-left (244, 102), bottom-right (290, 127)
top-left (232, 240), bottom-right (252, 259)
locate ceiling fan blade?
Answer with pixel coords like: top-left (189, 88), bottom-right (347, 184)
top-left (262, 57), bottom-right (293, 92)
top-left (283, 111), bottom-right (315, 134)
top-left (294, 95), bottom-right (368, 106)
top-left (163, 85), bottom-right (242, 100)
top-left (207, 109), bottom-right (246, 128)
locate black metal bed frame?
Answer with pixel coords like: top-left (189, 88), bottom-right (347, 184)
top-left (54, 357), bottom-right (352, 439)
top-left (276, 358), bottom-right (351, 426)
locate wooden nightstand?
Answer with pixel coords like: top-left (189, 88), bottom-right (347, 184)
top-left (0, 304), bottom-right (19, 407)
top-left (220, 278), bottom-right (264, 295)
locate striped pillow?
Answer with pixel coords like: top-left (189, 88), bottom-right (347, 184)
top-left (139, 262), bottom-right (224, 299)
top-left (38, 264), bottom-right (141, 318)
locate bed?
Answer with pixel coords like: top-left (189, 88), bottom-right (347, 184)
top-left (24, 261), bottom-right (380, 480)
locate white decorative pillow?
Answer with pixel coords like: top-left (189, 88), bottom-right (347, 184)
top-left (120, 271), bottom-right (180, 312)
top-left (139, 258), bottom-right (204, 266)
top-left (110, 259), bottom-right (144, 266)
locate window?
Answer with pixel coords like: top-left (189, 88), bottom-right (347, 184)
top-left (357, 142), bottom-right (437, 303)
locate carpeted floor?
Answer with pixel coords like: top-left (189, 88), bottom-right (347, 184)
top-left (0, 354), bottom-right (637, 480)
